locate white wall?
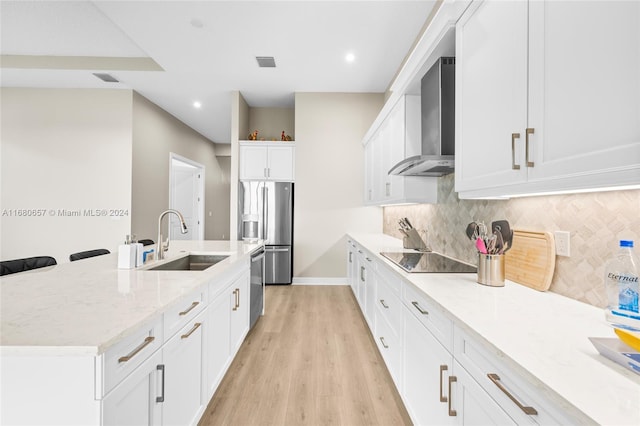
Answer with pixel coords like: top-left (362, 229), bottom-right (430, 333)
top-left (0, 88), bottom-right (133, 263)
top-left (294, 93), bottom-right (384, 278)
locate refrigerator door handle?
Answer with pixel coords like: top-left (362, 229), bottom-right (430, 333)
top-left (266, 247), bottom-right (289, 252)
top-left (263, 185), bottom-right (269, 242)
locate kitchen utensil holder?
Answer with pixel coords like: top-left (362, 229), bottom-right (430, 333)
top-left (477, 253), bottom-right (505, 287)
top-left (403, 229), bottom-right (430, 252)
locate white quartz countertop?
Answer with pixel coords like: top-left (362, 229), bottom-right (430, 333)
top-left (348, 232), bottom-right (640, 426)
top-left (0, 240), bottom-right (263, 356)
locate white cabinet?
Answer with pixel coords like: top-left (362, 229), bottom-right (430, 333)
top-left (346, 239), bottom-right (358, 295)
top-left (204, 288), bottom-right (231, 397)
top-left (229, 270), bottom-right (250, 354)
top-left (456, 0), bottom-right (640, 198)
top-left (373, 267), bottom-right (403, 388)
top-left (363, 95), bottom-right (439, 205)
top-left (161, 310), bottom-right (206, 426)
top-left (103, 350), bottom-right (163, 426)
top-left (239, 142), bottom-right (295, 181)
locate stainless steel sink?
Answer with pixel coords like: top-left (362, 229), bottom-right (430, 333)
top-left (147, 254), bottom-right (229, 271)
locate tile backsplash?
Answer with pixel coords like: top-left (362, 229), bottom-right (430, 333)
top-left (383, 175), bottom-right (640, 308)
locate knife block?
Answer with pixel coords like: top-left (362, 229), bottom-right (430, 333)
top-left (403, 229), bottom-right (430, 252)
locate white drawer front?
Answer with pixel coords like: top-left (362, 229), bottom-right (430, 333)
top-left (376, 275), bottom-right (402, 337)
top-left (454, 326), bottom-right (575, 425)
top-left (101, 318), bottom-right (163, 397)
top-left (163, 288), bottom-right (207, 341)
top-left (403, 282), bottom-right (453, 351)
top-left (377, 262), bottom-right (401, 295)
top-left (375, 308), bottom-right (402, 387)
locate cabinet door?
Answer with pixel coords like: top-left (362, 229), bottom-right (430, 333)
top-left (455, 0), bottom-right (528, 192)
top-left (204, 292), bottom-right (231, 399)
top-left (230, 271), bottom-right (250, 355)
top-left (162, 312), bottom-right (205, 426)
top-left (267, 146), bottom-right (294, 181)
top-left (363, 256), bottom-right (376, 329)
top-left (403, 306), bottom-right (456, 426)
top-left (346, 241), bottom-right (357, 295)
top-left (102, 350), bottom-right (162, 426)
top-left (364, 139), bottom-right (375, 204)
top-left (527, 0), bottom-right (640, 187)
top-left (450, 361), bottom-right (516, 426)
top-left (239, 145), bottom-right (268, 180)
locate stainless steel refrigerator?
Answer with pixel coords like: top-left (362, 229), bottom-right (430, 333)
top-left (238, 181), bottom-right (293, 284)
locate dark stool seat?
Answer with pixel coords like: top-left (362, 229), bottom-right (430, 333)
top-left (0, 256), bottom-right (57, 276)
top-left (69, 249), bottom-right (110, 262)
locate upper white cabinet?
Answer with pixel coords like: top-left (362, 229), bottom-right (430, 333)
top-left (456, 0), bottom-right (640, 198)
top-left (364, 95), bottom-right (438, 205)
top-left (239, 141), bottom-right (295, 181)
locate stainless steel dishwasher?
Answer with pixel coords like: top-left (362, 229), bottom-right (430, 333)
top-left (250, 246), bottom-right (265, 328)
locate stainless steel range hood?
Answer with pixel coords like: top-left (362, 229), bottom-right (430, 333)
top-left (389, 57), bottom-right (455, 177)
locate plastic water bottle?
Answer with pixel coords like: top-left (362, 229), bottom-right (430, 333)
top-left (604, 240), bottom-right (640, 330)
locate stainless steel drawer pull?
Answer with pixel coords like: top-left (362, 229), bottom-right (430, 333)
top-left (358, 250), bottom-right (363, 254)
top-left (181, 322), bottom-right (202, 339)
top-left (448, 376), bottom-right (457, 416)
top-left (360, 266), bottom-right (365, 282)
top-left (439, 365), bottom-right (448, 402)
top-left (365, 257), bottom-right (372, 262)
top-left (179, 301), bottom-right (200, 316)
top-left (156, 364), bottom-right (165, 403)
top-left (379, 299), bottom-right (389, 309)
top-left (487, 373), bottom-right (538, 415)
top-left (411, 301), bottom-right (428, 315)
top-left (118, 336), bottom-right (155, 363)
top-left (511, 133), bottom-right (521, 170)
top-left (525, 128), bottom-right (535, 167)
top-left (349, 252), bottom-right (352, 263)
top-left (232, 289), bottom-right (239, 311)
top-left (379, 336), bottom-right (389, 349)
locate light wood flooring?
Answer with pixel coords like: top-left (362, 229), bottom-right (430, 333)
top-left (198, 285), bottom-right (412, 426)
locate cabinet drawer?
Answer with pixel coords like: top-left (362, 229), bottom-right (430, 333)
top-left (101, 318), bottom-right (163, 397)
top-left (454, 326), bottom-right (574, 425)
top-left (402, 282), bottom-right (453, 351)
top-left (163, 288), bottom-right (207, 341)
top-left (377, 263), bottom-right (401, 295)
top-left (376, 275), bottom-right (402, 336)
top-left (375, 308), bottom-right (402, 387)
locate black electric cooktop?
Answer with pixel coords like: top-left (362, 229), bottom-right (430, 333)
top-left (380, 252), bottom-right (477, 273)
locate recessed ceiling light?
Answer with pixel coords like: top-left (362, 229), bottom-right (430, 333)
top-left (190, 19), bottom-right (204, 29)
top-left (345, 53), bottom-right (356, 63)
top-left (193, 101), bottom-right (202, 109)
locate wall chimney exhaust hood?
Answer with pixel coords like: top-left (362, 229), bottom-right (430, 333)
top-left (389, 57), bottom-right (455, 177)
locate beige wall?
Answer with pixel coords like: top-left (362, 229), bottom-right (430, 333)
top-left (247, 107), bottom-right (295, 141)
top-left (0, 88), bottom-right (133, 263)
top-left (131, 93), bottom-right (228, 241)
top-left (294, 93), bottom-right (384, 278)
top-left (384, 175), bottom-right (640, 308)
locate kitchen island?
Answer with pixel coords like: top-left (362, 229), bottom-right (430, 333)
top-left (1, 240), bottom-right (263, 426)
top-left (348, 233), bottom-right (640, 426)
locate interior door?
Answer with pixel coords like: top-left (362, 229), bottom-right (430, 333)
top-left (170, 156), bottom-right (203, 240)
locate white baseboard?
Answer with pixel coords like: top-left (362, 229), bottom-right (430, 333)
top-left (291, 277), bottom-right (348, 286)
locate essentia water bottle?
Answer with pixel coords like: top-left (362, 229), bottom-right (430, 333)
top-left (604, 240), bottom-right (640, 330)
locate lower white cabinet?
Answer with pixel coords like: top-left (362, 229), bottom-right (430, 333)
top-left (103, 350), bottom-right (163, 426)
top-left (403, 304), bottom-right (456, 426)
top-left (161, 310), bottom-right (206, 426)
top-left (204, 288), bottom-right (231, 397)
top-left (230, 270), bottom-right (250, 355)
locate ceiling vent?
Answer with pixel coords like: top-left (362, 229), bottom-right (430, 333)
top-left (256, 56), bottom-right (276, 68)
top-left (93, 73), bottom-right (119, 83)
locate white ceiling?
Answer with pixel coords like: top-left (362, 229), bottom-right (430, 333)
top-left (1, 0), bottom-right (437, 143)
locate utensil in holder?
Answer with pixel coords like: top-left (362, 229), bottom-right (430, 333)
top-left (477, 253), bottom-right (505, 287)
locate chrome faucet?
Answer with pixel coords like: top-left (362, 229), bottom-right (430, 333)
top-left (157, 209), bottom-right (188, 260)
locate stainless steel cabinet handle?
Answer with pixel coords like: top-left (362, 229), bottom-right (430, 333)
top-left (236, 288), bottom-right (240, 308)
top-left (232, 289), bottom-right (239, 311)
top-left (487, 373), bottom-right (538, 415)
top-left (411, 301), bottom-right (428, 315)
top-left (448, 376), bottom-right (457, 416)
top-left (379, 299), bottom-right (389, 309)
top-left (379, 336), bottom-right (389, 349)
top-left (358, 250), bottom-right (363, 254)
top-left (526, 128), bottom-right (535, 167)
top-left (181, 322), bottom-right (202, 339)
top-left (156, 364), bottom-right (165, 402)
top-left (118, 336), bottom-right (155, 363)
top-left (385, 182), bottom-right (391, 196)
top-left (179, 301), bottom-right (199, 316)
top-left (439, 365), bottom-right (448, 402)
top-left (365, 257), bottom-right (372, 262)
top-left (360, 266), bottom-right (365, 282)
top-left (349, 252), bottom-right (352, 263)
top-left (511, 133), bottom-right (521, 170)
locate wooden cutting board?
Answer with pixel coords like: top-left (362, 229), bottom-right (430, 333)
top-left (505, 229), bottom-right (556, 291)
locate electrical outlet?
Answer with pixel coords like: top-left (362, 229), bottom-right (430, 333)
top-left (555, 231), bottom-right (571, 257)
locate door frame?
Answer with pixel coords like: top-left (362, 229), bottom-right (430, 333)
top-left (169, 153), bottom-right (205, 240)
